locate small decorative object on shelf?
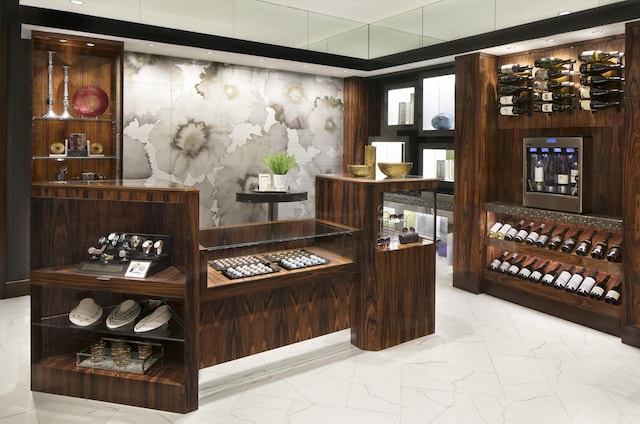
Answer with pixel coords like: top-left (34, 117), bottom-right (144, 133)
top-left (76, 337), bottom-right (164, 375)
top-left (66, 133), bottom-right (88, 157)
top-left (72, 85), bottom-right (109, 118)
top-left (260, 152), bottom-right (297, 191)
top-left (42, 50), bottom-right (57, 118)
top-left (60, 65), bottom-right (72, 119)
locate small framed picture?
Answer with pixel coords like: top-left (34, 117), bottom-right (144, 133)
top-left (66, 133), bottom-right (88, 157)
top-left (258, 173), bottom-right (271, 191)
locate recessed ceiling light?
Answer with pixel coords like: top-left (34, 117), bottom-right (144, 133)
top-left (59, 39), bottom-right (67, 43)
top-left (86, 42), bottom-right (95, 47)
top-left (545, 39), bottom-right (556, 43)
top-left (505, 46), bottom-right (517, 50)
top-left (70, 0), bottom-right (84, 4)
top-left (207, 51), bottom-right (214, 55)
top-left (558, 11), bottom-right (571, 16)
top-left (146, 43), bottom-right (155, 47)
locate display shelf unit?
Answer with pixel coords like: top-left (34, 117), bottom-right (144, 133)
top-left (198, 218), bottom-right (359, 367)
top-left (30, 31), bottom-right (123, 183)
top-left (483, 203), bottom-right (623, 335)
top-left (315, 174), bottom-right (438, 351)
top-left (30, 180), bottom-right (199, 413)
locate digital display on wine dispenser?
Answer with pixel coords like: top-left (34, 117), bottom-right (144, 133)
top-left (523, 137), bottom-right (591, 214)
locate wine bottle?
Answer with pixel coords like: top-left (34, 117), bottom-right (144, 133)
top-left (534, 57), bottom-right (576, 68)
top-left (498, 253), bottom-right (518, 273)
top-left (576, 270), bottom-right (600, 296)
top-left (500, 105), bottom-right (532, 116)
top-left (579, 100), bottom-right (622, 111)
top-left (606, 242), bottom-right (623, 263)
top-left (579, 75), bottom-right (624, 86)
top-left (529, 260), bottom-right (550, 283)
top-left (534, 69), bottom-right (575, 80)
top-left (499, 64), bottom-right (533, 74)
top-left (556, 153), bottom-right (570, 194)
top-left (547, 227), bottom-right (569, 250)
top-left (497, 85), bottom-right (533, 95)
top-left (514, 222), bottom-right (535, 243)
top-left (541, 264), bottom-right (562, 286)
top-left (533, 156), bottom-right (545, 191)
top-left (589, 275), bottom-right (611, 300)
top-left (487, 221), bottom-right (503, 237)
top-left (604, 280), bottom-right (623, 305)
top-left (575, 230), bottom-right (598, 256)
top-left (498, 74), bottom-right (532, 84)
top-left (578, 87), bottom-right (624, 99)
top-left (579, 62), bottom-right (624, 74)
top-left (578, 50), bottom-right (623, 63)
top-left (507, 255), bottom-right (527, 276)
top-left (535, 225), bottom-right (556, 248)
top-left (533, 91), bottom-right (574, 102)
top-left (504, 220), bottom-right (525, 241)
top-left (525, 223), bottom-right (545, 245)
top-left (560, 229), bottom-right (583, 253)
top-left (495, 221), bottom-right (513, 239)
top-left (532, 103), bottom-right (573, 113)
top-left (517, 258), bottom-right (538, 280)
top-left (488, 251), bottom-right (510, 271)
top-left (591, 232), bottom-right (612, 259)
top-left (553, 265), bottom-right (576, 289)
top-left (533, 80), bottom-right (574, 91)
top-left (564, 267), bottom-right (586, 292)
top-left (499, 95), bottom-right (530, 106)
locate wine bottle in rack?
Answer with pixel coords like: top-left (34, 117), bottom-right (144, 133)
top-left (589, 274), bottom-right (611, 300)
top-left (514, 222), bottom-right (535, 243)
top-left (504, 220), bottom-right (525, 241)
top-left (579, 100), bottom-right (622, 111)
top-left (541, 263), bottom-right (563, 286)
top-left (532, 103), bottom-right (573, 113)
top-left (533, 80), bottom-right (574, 91)
top-left (496, 221), bottom-right (516, 239)
top-left (534, 69), bottom-right (575, 80)
top-left (547, 227), bottom-right (569, 250)
top-left (578, 87), bottom-right (624, 99)
top-left (499, 64), bottom-right (533, 74)
top-left (553, 265), bottom-right (576, 289)
top-left (576, 270), bottom-right (600, 296)
top-left (497, 85), bottom-right (533, 95)
top-left (525, 223), bottom-right (545, 245)
top-left (499, 95), bottom-right (530, 106)
top-left (579, 62), bottom-right (624, 74)
top-left (579, 75), bottom-right (624, 86)
top-left (591, 232), bottom-right (612, 259)
top-left (533, 91), bottom-right (574, 102)
top-left (535, 225), bottom-right (556, 248)
top-left (534, 57), bottom-right (576, 68)
top-left (498, 253), bottom-right (519, 273)
top-left (488, 251), bottom-right (510, 271)
top-left (564, 267), bottom-right (586, 292)
top-left (604, 280), bottom-right (623, 305)
top-left (507, 255), bottom-right (528, 276)
top-left (517, 258), bottom-right (538, 280)
top-left (529, 260), bottom-right (550, 283)
top-left (498, 74), bottom-right (533, 84)
top-left (606, 242), bottom-right (623, 263)
top-left (575, 230), bottom-right (598, 256)
top-left (560, 228), bottom-right (583, 253)
top-left (499, 105), bottom-right (532, 116)
top-left (578, 50), bottom-right (623, 63)
top-left (487, 221), bottom-right (503, 237)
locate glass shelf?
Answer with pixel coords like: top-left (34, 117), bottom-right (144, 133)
top-left (32, 116), bottom-right (118, 124)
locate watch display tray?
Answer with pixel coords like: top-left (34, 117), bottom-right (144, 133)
top-left (209, 249), bottom-right (330, 280)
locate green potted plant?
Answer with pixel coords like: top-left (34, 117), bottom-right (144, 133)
top-left (260, 152), bottom-right (297, 191)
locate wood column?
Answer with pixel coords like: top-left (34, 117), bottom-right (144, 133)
top-left (343, 77), bottom-right (381, 172)
top-left (453, 53), bottom-right (498, 293)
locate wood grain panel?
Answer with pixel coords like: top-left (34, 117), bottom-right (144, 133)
top-left (343, 77), bottom-right (381, 172)
top-left (453, 53), bottom-right (497, 293)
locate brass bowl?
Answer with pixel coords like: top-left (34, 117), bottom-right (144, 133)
top-left (377, 162), bottom-right (413, 178)
top-left (347, 164), bottom-right (372, 177)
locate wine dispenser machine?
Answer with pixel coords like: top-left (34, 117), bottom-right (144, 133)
top-left (523, 136), bottom-right (591, 214)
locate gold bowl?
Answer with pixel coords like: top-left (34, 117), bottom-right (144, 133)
top-left (377, 162), bottom-right (413, 178)
top-left (347, 164), bottom-right (372, 177)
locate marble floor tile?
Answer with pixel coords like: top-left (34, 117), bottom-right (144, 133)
top-left (2, 256), bottom-right (640, 423)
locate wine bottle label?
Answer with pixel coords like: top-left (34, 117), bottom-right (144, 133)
top-left (489, 259), bottom-right (502, 270)
top-left (590, 286), bottom-right (605, 297)
top-left (505, 228), bottom-right (518, 240)
top-left (536, 235), bottom-right (549, 246)
top-left (592, 247), bottom-right (604, 257)
top-left (507, 264), bottom-right (520, 275)
top-left (515, 229), bottom-right (529, 241)
top-left (499, 261), bottom-right (511, 272)
top-left (577, 277), bottom-right (597, 294)
top-left (518, 268), bottom-right (532, 279)
top-left (541, 103), bottom-right (555, 113)
top-left (579, 100), bottom-right (593, 111)
top-left (557, 174), bottom-right (569, 185)
top-left (525, 232), bottom-right (540, 243)
top-left (497, 224), bottom-right (512, 237)
top-left (534, 167), bottom-right (544, 183)
top-left (529, 270), bottom-right (543, 281)
top-left (499, 106), bottom-right (519, 116)
top-left (541, 92), bottom-right (555, 101)
top-left (541, 274), bottom-right (555, 284)
top-left (605, 290), bottom-right (621, 302)
top-left (570, 169), bottom-right (579, 184)
top-left (579, 87), bottom-right (591, 99)
top-left (566, 274), bottom-right (584, 290)
top-left (554, 271), bottom-right (572, 287)
top-left (488, 222), bottom-right (502, 236)
top-left (499, 96), bottom-right (515, 105)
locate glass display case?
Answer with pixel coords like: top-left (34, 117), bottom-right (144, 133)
top-left (422, 73), bottom-right (455, 131)
top-left (384, 83), bottom-right (416, 128)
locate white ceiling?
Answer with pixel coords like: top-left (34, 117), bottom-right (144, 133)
top-left (19, 0), bottom-right (632, 77)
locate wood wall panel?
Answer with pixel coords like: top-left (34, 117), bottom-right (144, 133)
top-left (343, 77), bottom-right (381, 172)
top-left (453, 53), bottom-right (497, 293)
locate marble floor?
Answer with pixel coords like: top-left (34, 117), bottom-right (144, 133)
top-left (2, 256), bottom-right (640, 423)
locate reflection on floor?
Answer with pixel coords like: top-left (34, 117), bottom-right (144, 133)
top-left (2, 256), bottom-right (640, 423)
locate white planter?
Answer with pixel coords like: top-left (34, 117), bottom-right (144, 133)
top-left (272, 174), bottom-right (287, 191)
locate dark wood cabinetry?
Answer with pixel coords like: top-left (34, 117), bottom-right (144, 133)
top-left (30, 32), bottom-right (122, 183)
top-left (30, 180), bottom-right (200, 413)
top-left (453, 25), bottom-right (640, 346)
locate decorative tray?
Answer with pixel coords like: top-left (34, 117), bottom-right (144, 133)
top-left (76, 337), bottom-right (163, 374)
